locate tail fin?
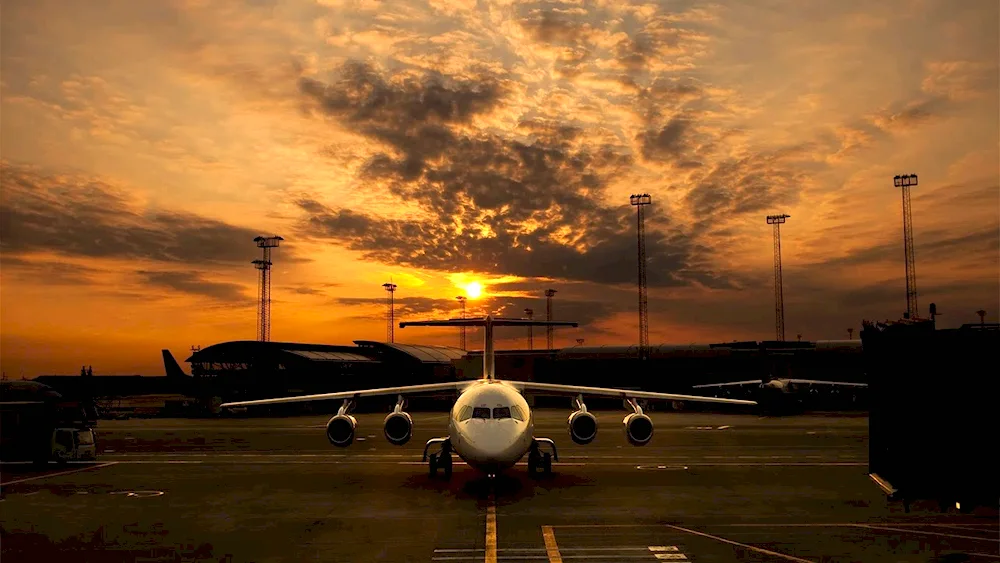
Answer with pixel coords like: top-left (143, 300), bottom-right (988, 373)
top-left (162, 350), bottom-right (188, 379)
top-left (400, 316), bottom-right (578, 380)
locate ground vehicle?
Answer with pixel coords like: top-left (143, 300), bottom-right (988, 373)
top-left (862, 316), bottom-right (998, 512)
top-left (1, 380), bottom-right (98, 465)
top-left (50, 427), bottom-right (97, 463)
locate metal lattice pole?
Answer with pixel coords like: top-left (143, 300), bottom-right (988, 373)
top-left (252, 236), bottom-right (283, 342)
top-left (456, 296), bottom-right (467, 350)
top-left (630, 194), bottom-right (651, 358)
top-left (766, 215), bottom-right (789, 341)
top-left (383, 283), bottom-right (397, 343)
top-left (545, 289), bottom-right (556, 350)
top-left (524, 308), bottom-right (533, 350)
top-left (894, 174), bottom-right (919, 319)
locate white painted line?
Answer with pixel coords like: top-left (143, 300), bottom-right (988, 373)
top-left (716, 425), bottom-right (732, 429)
top-left (542, 526), bottom-right (562, 563)
top-left (648, 546), bottom-right (679, 551)
top-left (853, 524), bottom-right (999, 542)
top-left (653, 555), bottom-right (687, 561)
top-left (486, 493), bottom-right (497, 563)
top-left (663, 524), bottom-right (813, 563)
top-left (0, 462), bottom-right (119, 486)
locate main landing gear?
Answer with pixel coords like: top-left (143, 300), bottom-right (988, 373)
top-left (528, 438), bottom-right (558, 477)
top-left (424, 437), bottom-right (453, 479)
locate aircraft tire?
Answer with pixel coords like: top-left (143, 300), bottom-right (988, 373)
top-left (542, 453), bottom-right (552, 475)
top-left (442, 454), bottom-right (453, 480)
top-left (428, 453), bottom-right (438, 478)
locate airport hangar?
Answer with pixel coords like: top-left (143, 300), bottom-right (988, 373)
top-left (181, 338), bottom-right (866, 411)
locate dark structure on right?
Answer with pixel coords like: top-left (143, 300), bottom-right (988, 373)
top-left (863, 309), bottom-right (999, 512)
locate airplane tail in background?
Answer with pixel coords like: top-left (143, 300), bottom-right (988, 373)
top-left (162, 350), bottom-right (188, 379)
top-left (400, 316), bottom-right (579, 380)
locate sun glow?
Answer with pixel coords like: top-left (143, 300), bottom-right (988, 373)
top-left (464, 281), bottom-right (483, 299)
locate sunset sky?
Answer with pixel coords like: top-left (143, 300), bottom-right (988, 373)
top-left (1, 0), bottom-right (997, 377)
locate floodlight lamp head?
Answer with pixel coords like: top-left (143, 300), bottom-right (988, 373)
top-left (893, 175), bottom-right (902, 187)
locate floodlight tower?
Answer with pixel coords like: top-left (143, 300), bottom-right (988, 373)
top-left (630, 194), bottom-right (651, 358)
top-left (456, 296), bottom-right (467, 350)
top-left (766, 215), bottom-right (790, 341)
top-left (524, 308), bottom-right (534, 350)
top-left (252, 235), bottom-right (283, 342)
top-left (383, 282), bottom-right (397, 343)
top-left (976, 309), bottom-right (986, 327)
top-left (545, 289), bottom-right (557, 349)
top-left (894, 174), bottom-right (919, 319)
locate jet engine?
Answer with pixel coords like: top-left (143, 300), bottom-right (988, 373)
top-left (623, 412), bottom-right (653, 446)
top-left (326, 414), bottom-right (357, 447)
top-left (568, 410), bottom-right (598, 445)
top-left (383, 411), bottom-right (413, 446)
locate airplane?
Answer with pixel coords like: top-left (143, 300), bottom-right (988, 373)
top-left (220, 317), bottom-right (757, 478)
top-left (692, 377), bottom-right (868, 414)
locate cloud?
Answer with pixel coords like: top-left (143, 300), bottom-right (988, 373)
top-left (296, 62), bottom-right (738, 289)
top-left (136, 270), bottom-right (248, 302)
top-left (0, 161), bottom-right (295, 265)
top-left (869, 96), bottom-right (949, 131)
top-left (921, 60), bottom-right (998, 102)
top-left (0, 256), bottom-right (106, 286)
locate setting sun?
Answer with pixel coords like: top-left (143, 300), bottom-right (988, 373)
top-left (464, 282), bottom-right (483, 299)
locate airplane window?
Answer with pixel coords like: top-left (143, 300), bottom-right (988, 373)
top-left (457, 406), bottom-right (473, 421)
top-left (509, 406), bottom-right (525, 421)
top-left (493, 407), bottom-right (511, 419)
top-left (472, 407), bottom-right (491, 419)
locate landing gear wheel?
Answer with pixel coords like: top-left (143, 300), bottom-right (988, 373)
top-left (541, 452), bottom-right (552, 475)
top-left (428, 453), bottom-right (439, 478)
top-left (441, 454), bottom-right (453, 480)
top-left (527, 451), bottom-right (541, 477)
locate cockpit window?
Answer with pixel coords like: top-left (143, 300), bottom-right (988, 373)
top-left (509, 406), bottom-right (525, 421)
top-left (457, 406), bottom-right (473, 421)
top-left (472, 407), bottom-right (491, 419)
top-left (492, 407), bottom-right (511, 419)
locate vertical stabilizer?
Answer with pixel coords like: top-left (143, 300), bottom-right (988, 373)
top-left (162, 350), bottom-right (188, 378)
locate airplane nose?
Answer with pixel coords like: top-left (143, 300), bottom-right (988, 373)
top-left (462, 422), bottom-right (525, 461)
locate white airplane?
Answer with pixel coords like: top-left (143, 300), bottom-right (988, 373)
top-left (221, 317), bottom-right (757, 478)
top-left (692, 377), bottom-right (867, 413)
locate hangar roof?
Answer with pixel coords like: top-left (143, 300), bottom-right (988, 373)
top-left (187, 341), bottom-right (376, 364)
top-left (353, 341), bottom-right (466, 363)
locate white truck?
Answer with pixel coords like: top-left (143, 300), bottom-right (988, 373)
top-left (50, 427), bottom-right (97, 464)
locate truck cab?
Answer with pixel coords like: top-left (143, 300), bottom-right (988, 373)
top-left (51, 427), bottom-right (97, 463)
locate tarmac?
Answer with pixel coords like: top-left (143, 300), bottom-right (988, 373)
top-left (1, 410), bottom-right (997, 562)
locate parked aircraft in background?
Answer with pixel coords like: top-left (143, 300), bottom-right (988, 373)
top-left (692, 377), bottom-right (868, 414)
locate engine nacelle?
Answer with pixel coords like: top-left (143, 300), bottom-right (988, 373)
top-left (568, 410), bottom-right (598, 445)
top-left (383, 411), bottom-right (413, 446)
top-left (326, 414), bottom-right (357, 447)
top-left (623, 412), bottom-right (653, 446)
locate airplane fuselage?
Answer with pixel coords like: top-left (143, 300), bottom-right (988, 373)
top-left (447, 380), bottom-right (535, 473)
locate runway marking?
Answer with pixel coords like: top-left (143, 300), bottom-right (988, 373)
top-left (541, 525), bottom-right (562, 563)
top-left (648, 546), bottom-right (679, 552)
top-left (0, 462), bottom-right (118, 486)
top-left (924, 523), bottom-right (1000, 533)
top-left (486, 493), bottom-right (497, 563)
top-left (653, 555), bottom-right (687, 560)
top-left (852, 523), bottom-right (1000, 542)
top-left (662, 524), bottom-right (813, 563)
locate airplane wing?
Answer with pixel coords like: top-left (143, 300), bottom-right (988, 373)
top-left (219, 381), bottom-right (472, 408)
top-left (510, 382), bottom-right (757, 406)
top-left (691, 380), bottom-right (764, 389)
top-left (786, 379), bottom-right (868, 388)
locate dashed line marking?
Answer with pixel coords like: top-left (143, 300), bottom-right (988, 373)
top-left (486, 493), bottom-right (497, 563)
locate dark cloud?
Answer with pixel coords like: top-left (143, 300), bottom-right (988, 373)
top-left (0, 161), bottom-right (299, 265)
top-left (871, 96), bottom-right (949, 131)
top-left (515, 2), bottom-right (598, 78)
top-left (639, 117), bottom-right (693, 161)
top-left (137, 270), bottom-right (247, 302)
top-left (798, 226), bottom-right (999, 270)
top-left (0, 256), bottom-right (105, 286)
top-left (298, 63), bottom-right (735, 289)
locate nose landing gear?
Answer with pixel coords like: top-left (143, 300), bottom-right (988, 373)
top-left (528, 437), bottom-right (558, 477)
top-left (424, 437), bottom-right (453, 479)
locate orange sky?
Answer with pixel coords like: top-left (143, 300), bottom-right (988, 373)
top-left (1, 0), bottom-right (997, 377)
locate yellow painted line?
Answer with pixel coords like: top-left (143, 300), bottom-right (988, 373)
top-left (663, 524), bottom-right (814, 563)
top-left (541, 525), bottom-right (563, 563)
top-left (852, 524), bottom-right (1000, 542)
top-left (485, 493), bottom-right (497, 563)
top-left (1, 462), bottom-right (119, 486)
